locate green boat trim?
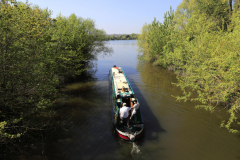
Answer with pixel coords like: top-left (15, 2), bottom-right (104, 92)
top-left (109, 66), bottom-right (144, 141)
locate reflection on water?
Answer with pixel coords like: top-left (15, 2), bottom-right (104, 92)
top-left (12, 40), bottom-right (240, 160)
top-left (135, 61), bottom-right (240, 160)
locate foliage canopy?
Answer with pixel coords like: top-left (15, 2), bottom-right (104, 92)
top-left (0, 0), bottom-right (111, 143)
top-left (138, 0), bottom-right (240, 133)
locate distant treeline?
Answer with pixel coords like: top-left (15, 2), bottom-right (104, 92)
top-left (138, 0), bottom-right (240, 133)
top-left (0, 0), bottom-right (111, 145)
top-left (106, 33), bottom-right (139, 40)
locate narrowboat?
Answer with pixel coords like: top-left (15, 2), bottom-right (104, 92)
top-left (109, 66), bottom-right (144, 141)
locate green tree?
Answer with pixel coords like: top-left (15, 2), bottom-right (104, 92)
top-left (0, 1), bottom-right (58, 139)
top-left (0, 0), bottom-right (112, 143)
top-left (137, 7), bottom-right (175, 65)
top-left (233, 0), bottom-right (240, 12)
top-left (138, 0), bottom-right (240, 133)
top-left (137, 23), bottom-right (151, 55)
top-left (48, 13), bottom-right (111, 79)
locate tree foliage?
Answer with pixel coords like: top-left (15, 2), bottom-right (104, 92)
top-left (0, 0), bottom-right (111, 143)
top-left (49, 13), bottom-right (111, 78)
top-left (106, 33), bottom-right (139, 40)
top-left (138, 0), bottom-right (240, 133)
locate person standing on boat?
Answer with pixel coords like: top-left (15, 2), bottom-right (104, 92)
top-left (130, 100), bottom-right (139, 121)
top-left (120, 103), bottom-right (131, 127)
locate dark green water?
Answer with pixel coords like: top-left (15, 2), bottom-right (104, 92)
top-left (15, 40), bottom-right (240, 160)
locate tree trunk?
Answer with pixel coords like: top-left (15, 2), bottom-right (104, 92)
top-left (229, 0), bottom-right (232, 16)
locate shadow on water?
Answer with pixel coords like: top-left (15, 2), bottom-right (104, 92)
top-left (6, 61), bottom-right (114, 160)
top-left (45, 82), bottom-right (114, 160)
top-left (52, 41), bottom-right (240, 160)
top-left (109, 66), bottom-right (166, 160)
top-left (127, 74), bottom-right (166, 142)
top-left (14, 67), bottom-right (158, 160)
top-left (108, 65), bottom-right (166, 140)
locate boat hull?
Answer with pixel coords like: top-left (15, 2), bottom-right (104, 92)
top-left (115, 126), bottom-right (144, 140)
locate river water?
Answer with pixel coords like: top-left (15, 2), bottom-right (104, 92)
top-left (16, 40), bottom-right (240, 160)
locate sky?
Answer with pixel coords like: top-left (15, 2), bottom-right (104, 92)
top-left (21, 0), bottom-right (183, 34)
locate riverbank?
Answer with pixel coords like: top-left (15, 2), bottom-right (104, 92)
top-left (137, 2), bottom-right (240, 133)
top-left (106, 33), bottom-right (139, 40)
top-left (0, 1), bottom-right (111, 156)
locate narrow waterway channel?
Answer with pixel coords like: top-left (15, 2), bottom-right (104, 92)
top-left (16, 40), bottom-right (240, 160)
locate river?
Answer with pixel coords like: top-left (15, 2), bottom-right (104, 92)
top-left (15, 40), bottom-right (240, 160)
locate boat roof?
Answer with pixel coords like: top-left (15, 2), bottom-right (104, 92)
top-left (111, 67), bottom-right (129, 90)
